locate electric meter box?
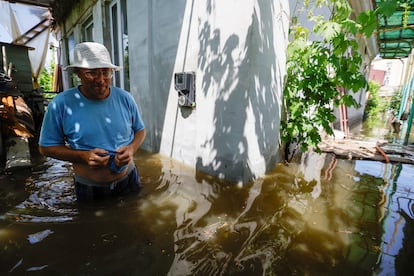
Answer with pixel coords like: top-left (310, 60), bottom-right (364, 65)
top-left (174, 72), bottom-right (195, 108)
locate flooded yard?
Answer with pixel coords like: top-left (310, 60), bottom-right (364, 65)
top-left (1, 127), bottom-right (414, 275)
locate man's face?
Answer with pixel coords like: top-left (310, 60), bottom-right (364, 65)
top-left (77, 68), bottom-right (113, 99)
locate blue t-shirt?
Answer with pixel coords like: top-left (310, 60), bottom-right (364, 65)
top-left (39, 86), bottom-right (145, 153)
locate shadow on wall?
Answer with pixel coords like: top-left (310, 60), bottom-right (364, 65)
top-left (196, 0), bottom-right (282, 183)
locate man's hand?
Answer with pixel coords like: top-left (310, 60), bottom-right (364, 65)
top-left (114, 145), bottom-right (133, 167)
top-left (86, 148), bottom-right (110, 168)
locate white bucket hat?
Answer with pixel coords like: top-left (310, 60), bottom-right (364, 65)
top-left (65, 42), bottom-right (121, 71)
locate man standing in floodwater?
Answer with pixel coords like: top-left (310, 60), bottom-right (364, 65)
top-left (38, 42), bottom-right (146, 201)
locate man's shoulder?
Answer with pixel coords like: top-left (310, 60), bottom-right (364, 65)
top-left (47, 87), bottom-right (81, 108)
top-left (110, 86), bottom-right (129, 94)
top-left (110, 86), bottom-right (133, 100)
top-left (54, 87), bottom-right (79, 99)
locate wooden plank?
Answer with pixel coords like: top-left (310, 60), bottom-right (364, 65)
top-left (318, 139), bottom-right (414, 164)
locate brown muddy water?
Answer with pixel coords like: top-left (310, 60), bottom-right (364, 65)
top-left (1, 129), bottom-right (414, 275)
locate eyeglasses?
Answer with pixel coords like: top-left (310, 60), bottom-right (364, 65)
top-left (83, 70), bottom-right (113, 80)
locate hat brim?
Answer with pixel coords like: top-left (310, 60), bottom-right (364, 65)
top-left (64, 63), bottom-right (121, 71)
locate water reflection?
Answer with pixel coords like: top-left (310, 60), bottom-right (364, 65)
top-left (3, 158), bottom-right (76, 223)
top-left (0, 148), bottom-right (414, 275)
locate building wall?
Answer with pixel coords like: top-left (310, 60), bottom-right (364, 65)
top-left (369, 66), bottom-right (386, 86)
top-left (54, 0), bottom-right (106, 89)
top-left (128, 0), bottom-right (187, 153)
top-left (138, 0), bottom-right (290, 183)
top-left (346, 0), bottom-right (379, 127)
top-left (370, 58), bottom-right (406, 86)
top-left (369, 58), bottom-right (407, 100)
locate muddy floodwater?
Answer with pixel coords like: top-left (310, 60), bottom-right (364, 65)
top-left (1, 130), bottom-right (414, 275)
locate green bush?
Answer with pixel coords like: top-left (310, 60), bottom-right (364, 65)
top-left (39, 66), bottom-right (53, 92)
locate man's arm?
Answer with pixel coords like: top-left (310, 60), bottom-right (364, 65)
top-left (38, 145), bottom-right (110, 168)
top-left (130, 129), bottom-right (146, 153)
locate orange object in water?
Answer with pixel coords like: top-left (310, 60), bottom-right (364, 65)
top-left (0, 95), bottom-right (34, 138)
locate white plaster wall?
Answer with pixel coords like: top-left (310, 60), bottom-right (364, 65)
top-left (129, 0), bottom-right (290, 183)
top-left (197, 0), bottom-right (289, 183)
top-left (158, 0), bottom-right (198, 164)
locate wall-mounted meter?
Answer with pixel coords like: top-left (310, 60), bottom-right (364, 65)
top-left (174, 72), bottom-right (195, 108)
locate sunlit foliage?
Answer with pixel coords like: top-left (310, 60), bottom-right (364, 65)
top-left (281, 0), bottom-right (400, 157)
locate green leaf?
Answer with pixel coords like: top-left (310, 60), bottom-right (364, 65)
top-left (316, 21), bottom-right (341, 41)
top-left (358, 10), bottom-right (377, 37)
top-left (376, 0), bottom-right (398, 17)
top-left (341, 94), bottom-right (358, 107)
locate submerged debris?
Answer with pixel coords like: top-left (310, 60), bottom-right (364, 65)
top-left (319, 139), bottom-right (414, 164)
top-left (27, 229), bottom-right (54, 244)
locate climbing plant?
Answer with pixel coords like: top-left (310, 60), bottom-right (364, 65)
top-left (281, 0), bottom-right (399, 158)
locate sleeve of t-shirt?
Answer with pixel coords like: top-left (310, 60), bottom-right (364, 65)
top-left (38, 98), bottom-right (66, 147)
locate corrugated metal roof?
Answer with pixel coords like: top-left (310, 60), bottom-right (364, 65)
top-left (376, 0), bottom-right (414, 58)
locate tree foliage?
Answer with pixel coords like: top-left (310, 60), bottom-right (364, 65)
top-left (38, 52), bottom-right (56, 100)
top-left (281, 0), bottom-right (397, 157)
top-left (39, 66), bottom-right (53, 92)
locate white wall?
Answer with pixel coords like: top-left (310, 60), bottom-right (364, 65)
top-left (371, 58), bottom-right (406, 87)
top-left (129, 0), bottom-right (290, 183)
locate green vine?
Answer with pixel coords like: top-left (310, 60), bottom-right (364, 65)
top-left (402, 2), bottom-right (409, 28)
top-left (281, 0), bottom-right (396, 158)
